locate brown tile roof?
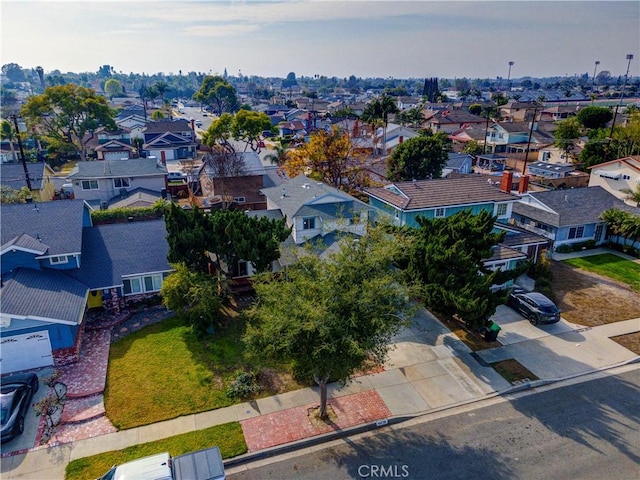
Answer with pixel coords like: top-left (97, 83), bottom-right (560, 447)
top-left (365, 175), bottom-right (518, 210)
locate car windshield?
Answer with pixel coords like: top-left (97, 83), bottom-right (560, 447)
top-left (0, 394), bottom-right (13, 425)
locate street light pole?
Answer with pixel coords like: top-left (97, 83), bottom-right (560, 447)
top-left (609, 54), bottom-right (634, 141)
top-left (11, 115), bottom-right (32, 191)
top-left (592, 60), bottom-right (600, 94)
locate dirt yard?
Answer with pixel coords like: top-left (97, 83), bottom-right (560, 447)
top-left (550, 261), bottom-right (640, 327)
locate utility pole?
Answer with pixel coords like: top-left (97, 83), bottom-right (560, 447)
top-left (523, 104), bottom-right (539, 175)
top-left (507, 61), bottom-right (514, 91)
top-left (609, 54), bottom-right (634, 141)
top-left (12, 115), bottom-right (32, 191)
top-left (592, 60), bottom-right (600, 94)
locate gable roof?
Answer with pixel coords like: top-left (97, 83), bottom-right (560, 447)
top-left (1, 200), bottom-right (88, 257)
top-left (261, 174), bottom-right (370, 220)
top-left (365, 175), bottom-right (518, 211)
top-left (0, 162), bottom-right (53, 191)
top-left (512, 186), bottom-right (639, 227)
top-left (143, 132), bottom-right (196, 148)
top-left (67, 158), bottom-right (167, 179)
top-left (0, 268), bottom-right (88, 324)
top-left (143, 119), bottom-right (192, 134)
top-left (68, 220), bottom-right (171, 290)
top-left (586, 155), bottom-right (640, 173)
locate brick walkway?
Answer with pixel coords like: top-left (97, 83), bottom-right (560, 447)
top-left (241, 390), bottom-right (391, 451)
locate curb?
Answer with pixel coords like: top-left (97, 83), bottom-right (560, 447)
top-left (224, 356), bottom-right (640, 469)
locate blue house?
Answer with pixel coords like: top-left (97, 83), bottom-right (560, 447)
top-left (0, 200), bottom-right (171, 374)
top-left (511, 186), bottom-right (640, 251)
top-left (364, 174), bottom-right (548, 283)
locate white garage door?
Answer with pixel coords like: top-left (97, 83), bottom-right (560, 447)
top-left (0, 331), bottom-right (53, 374)
top-left (104, 151), bottom-right (127, 161)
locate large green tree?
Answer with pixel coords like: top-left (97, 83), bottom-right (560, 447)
top-left (554, 117), bottom-right (581, 161)
top-left (601, 209), bottom-right (640, 247)
top-left (193, 75), bottom-right (239, 115)
top-left (403, 210), bottom-right (510, 329)
top-left (160, 263), bottom-right (225, 334)
top-left (164, 203), bottom-right (291, 277)
top-left (104, 78), bottom-right (124, 99)
top-left (243, 226), bottom-right (415, 419)
top-left (361, 94), bottom-right (399, 155)
top-left (20, 84), bottom-right (116, 160)
top-left (576, 106), bottom-right (613, 130)
top-left (230, 110), bottom-right (272, 153)
top-left (386, 133), bottom-right (450, 181)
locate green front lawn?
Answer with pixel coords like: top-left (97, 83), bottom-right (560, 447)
top-left (562, 253), bottom-right (640, 292)
top-left (65, 422), bottom-right (246, 480)
top-left (105, 309), bottom-right (247, 429)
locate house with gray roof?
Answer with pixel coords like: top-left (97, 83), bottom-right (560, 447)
top-left (66, 157), bottom-right (168, 209)
top-left (0, 200), bottom-right (172, 374)
top-left (511, 186), bottom-right (640, 250)
top-left (0, 162), bottom-right (56, 202)
top-left (142, 119), bottom-right (197, 162)
top-left (260, 174), bottom-right (371, 244)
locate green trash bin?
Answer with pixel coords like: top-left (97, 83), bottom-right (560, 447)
top-left (484, 321), bottom-right (501, 342)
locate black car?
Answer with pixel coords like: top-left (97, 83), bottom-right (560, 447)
top-left (1, 372), bottom-right (39, 442)
top-left (507, 288), bottom-right (561, 325)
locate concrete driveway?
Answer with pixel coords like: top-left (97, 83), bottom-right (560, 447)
top-left (0, 370), bottom-right (50, 455)
top-left (479, 306), bottom-right (638, 380)
top-left (489, 305), bottom-right (578, 346)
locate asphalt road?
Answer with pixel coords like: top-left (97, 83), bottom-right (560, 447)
top-left (228, 368), bottom-right (640, 480)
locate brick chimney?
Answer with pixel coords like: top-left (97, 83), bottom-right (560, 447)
top-left (518, 175), bottom-right (529, 194)
top-left (500, 171), bottom-right (513, 193)
top-left (398, 135), bottom-right (404, 144)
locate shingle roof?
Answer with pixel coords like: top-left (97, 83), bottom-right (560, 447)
top-left (261, 175), bottom-right (371, 220)
top-left (365, 175), bottom-right (518, 210)
top-left (1, 200), bottom-right (87, 256)
top-left (0, 162), bottom-right (51, 191)
top-left (68, 220), bottom-right (171, 289)
top-left (512, 186), bottom-right (639, 227)
top-left (142, 119), bottom-right (192, 134)
top-left (484, 245), bottom-right (528, 263)
top-left (0, 268), bottom-right (88, 324)
top-left (67, 158), bottom-right (167, 179)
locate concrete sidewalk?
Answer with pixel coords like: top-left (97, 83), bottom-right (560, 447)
top-left (2, 307), bottom-right (639, 480)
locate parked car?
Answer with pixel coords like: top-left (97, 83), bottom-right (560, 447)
top-left (507, 288), bottom-right (561, 325)
top-left (1, 372), bottom-right (39, 442)
top-left (167, 171), bottom-right (186, 182)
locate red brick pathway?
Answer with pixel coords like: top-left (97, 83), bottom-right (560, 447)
top-left (241, 389), bottom-right (391, 452)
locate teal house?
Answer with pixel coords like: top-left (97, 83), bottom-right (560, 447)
top-left (365, 174), bottom-right (549, 286)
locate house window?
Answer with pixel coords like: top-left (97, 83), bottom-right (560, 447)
top-left (143, 274), bottom-right (163, 292)
top-left (123, 274), bottom-right (163, 295)
top-left (234, 197), bottom-right (246, 203)
top-left (113, 178), bottom-right (130, 188)
top-left (123, 278), bottom-right (142, 295)
top-left (302, 217), bottom-right (316, 230)
top-left (434, 207), bottom-right (445, 218)
top-left (50, 255), bottom-right (68, 265)
top-left (594, 224), bottom-right (604, 242)
top-left (237, 261), bottom-right (249, 277)
top-left (496, 203), bottom-right (508, 216)
top-left (568, 226), bottom-right (585, 239)
top-left (81, 180), bottom-right (99, 190)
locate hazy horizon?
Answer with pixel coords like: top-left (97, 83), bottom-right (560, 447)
top-left (2, 1), bottom-right (638, 80)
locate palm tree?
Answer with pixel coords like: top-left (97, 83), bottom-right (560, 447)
top-left (264, 141), bottom-right (290, 166)
top-left (361, 94), bottom-right (399, 156)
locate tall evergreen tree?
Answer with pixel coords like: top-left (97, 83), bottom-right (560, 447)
top-left (404, 210), bottom-right (510, 329)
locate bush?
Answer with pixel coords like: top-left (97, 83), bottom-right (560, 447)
top-left (555, 244), bottom-right (573, 253)
top-left (91, 200), bottom-right (166, 224)
top-left (528, 256), bottom-right (555, 302)
top-left (226, 370), bottom-right (260, 400)
top-left (573, 240), bottom-right (597, 251)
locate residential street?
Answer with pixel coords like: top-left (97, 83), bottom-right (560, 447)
top-left (227, 367), bottom-right (640, 480)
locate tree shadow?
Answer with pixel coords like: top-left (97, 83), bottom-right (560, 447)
top-left (330, 427), bottom-right (515, 480)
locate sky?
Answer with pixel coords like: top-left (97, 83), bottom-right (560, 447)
top-left (1, 1), bottom-right (639, 80)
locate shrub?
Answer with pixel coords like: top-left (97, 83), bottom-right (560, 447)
top-left (226, 370), bottom-right (260, 400)
top-left (91, 200), bottom-right (166, 224)
top-left (555, 244), bottom-right (573, 253)
top-left (528, 256), bottom-right (555, 301)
